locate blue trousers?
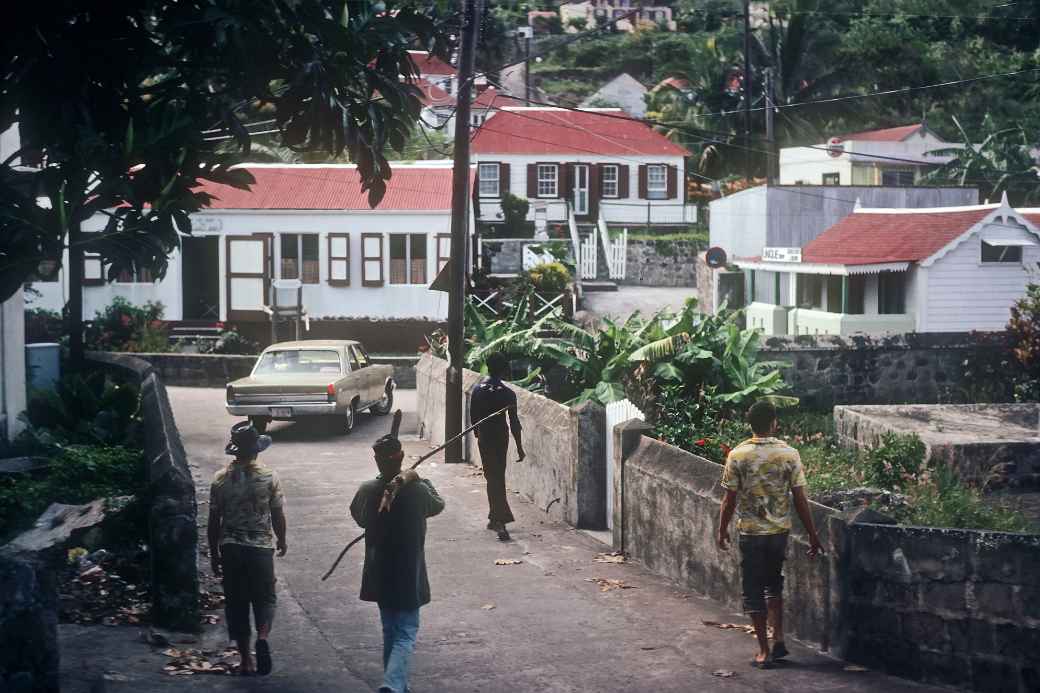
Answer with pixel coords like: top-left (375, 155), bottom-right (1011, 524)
top-left (378, 605), bottom-right (420, 693)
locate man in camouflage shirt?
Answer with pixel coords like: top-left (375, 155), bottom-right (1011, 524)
top-left (717, 400), bottom-right (824, 669)
top-left (208, 421), bottom-right (287, 676)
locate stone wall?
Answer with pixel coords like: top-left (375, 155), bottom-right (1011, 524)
top-left (0, 552), bottom-right (58, 693)
top-left (762, 332), bottom-right (1015, 410)
top-left (87, 353), bottom-right (200, 632)
top-left (844, 524), bottom-right (1040, 692)
top-left (620, 239), bottom-right (698, 287)
top-left (613, 425), bottom-right (843, 651)
top-left (415, 354), bottom-right (608, 529)
top-left (612, 422), bottom-right (1040, 691)
top-left (124, 352), bottom-right (419, 389)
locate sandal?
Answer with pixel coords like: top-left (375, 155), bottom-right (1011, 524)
top-left (750, 657), bottom-right (774, 670)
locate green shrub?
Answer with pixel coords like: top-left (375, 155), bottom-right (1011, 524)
top-left (862, 433), bottom-right (928, 491)
top-left (526, 262), bottom-right (571, 294)
top-left (201, 329), bottom-right (260, 355)
top-left (22, 372), bottom-right (140, 447)
top-left (898, 466), bottom-right (1033, 533)
top-left (501, 193), bottom-right (531, 237)
top-left (0, 445), bottom-right (145, 541)
top-left (85, 297), bottom-right (170, 352)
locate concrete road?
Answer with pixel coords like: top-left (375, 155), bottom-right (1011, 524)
top-left (581, 286), bottom-right (699, 323)
top-left (90, 386), bottom-right (942, 693)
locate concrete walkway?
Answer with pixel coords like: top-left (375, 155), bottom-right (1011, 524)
top-left (582, 286), bottom-right (698, 322)
top-left (62, 388), bottom-right (944, 692)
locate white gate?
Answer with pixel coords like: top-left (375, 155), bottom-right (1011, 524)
top-left (579, 234), bottom-right (598, 279)
top-left (608, 228), bottom-right (628, 280)
top-left (604, 398), bottom-right (646, 530)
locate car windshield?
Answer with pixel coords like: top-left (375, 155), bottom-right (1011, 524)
top-left (253, 349), bottom-right (342, 375)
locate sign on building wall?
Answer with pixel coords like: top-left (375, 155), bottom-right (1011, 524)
top-left (762, 247), bottom-right (802, 263)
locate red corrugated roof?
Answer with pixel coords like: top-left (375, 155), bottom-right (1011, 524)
top-left (840, 123), bottom-right (924, 142)
top-left (473, 87), bottom-right (529, 109)
top-left (1023, 212), bottom-right (1040, 227)
top-left (471, 108), bottom-right (689, 156)
top-left (653, 77), bottom-right (692, 92)
top-left (193, 165), bottom-right (458, 211)
top-left (802, 208), bottom-right (992, 265)
top-left (407, 50), bottom-right (455, 76)
top-left (415, 78), bottom-right (454, 108)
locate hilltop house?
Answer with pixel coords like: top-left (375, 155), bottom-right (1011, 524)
top-left (29, 163), bottom-right (469, 347)
top-left (735, 196), bottom-right (1040, 336)
top-left (560, 1), bottom-right (677, 32)
top-left (408, 50), bottom-right (458, 96)
top-left (580, 73), bottom-right (648, 118)
top-left (779, 123), bottom-right (962, 187)
top-left (471, 107), bottom-right (694, 230)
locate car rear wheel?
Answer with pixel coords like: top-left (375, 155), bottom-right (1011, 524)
top-left (249, 416), bottom-right (270, 434)
top-left (342, 402), bottom-right (357, 435)
top-left (372, 386), bottom-right (393, 416)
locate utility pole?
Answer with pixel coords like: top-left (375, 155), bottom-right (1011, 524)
top-left (445, 0), bottom-right (483, 464)
top-left (764, 67), bottom-right (775, 184)
top-left (742, 0), bottom-right (753, 184)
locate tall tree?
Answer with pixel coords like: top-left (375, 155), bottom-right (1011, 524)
top-left (1, 1), bottom-right (447, 366)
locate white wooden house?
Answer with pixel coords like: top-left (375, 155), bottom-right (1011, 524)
top-left (1, 122), bottom-right (26, 444)
top-left (779, 123), bottom-right (962, 187)
top-left (736, 196), bottom-right (1040, 336)
top-left (29, 162), bottom-right (468, 327)
top-left (471, 107), bottom-right (695, 230)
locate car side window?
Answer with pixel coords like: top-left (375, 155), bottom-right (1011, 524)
top-left (346, 347), bottom-right (361, 371)
top-left (350, 345), bottom-right (369, 369)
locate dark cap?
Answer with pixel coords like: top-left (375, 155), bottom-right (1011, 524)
top-left (225, 421), bottom-right (272, 457)
top-left (373, 434), bottom-right (402, 458)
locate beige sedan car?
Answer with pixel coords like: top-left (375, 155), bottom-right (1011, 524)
top-left (225, 340), bottom-right (394, 434)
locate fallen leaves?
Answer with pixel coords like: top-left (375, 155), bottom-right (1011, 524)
top-left (481, 603), bottom-right (496, 610)
top-left (844, 664), bottom-right (869, 672)
top-left (494, 559), bottom-right (523, 566)
top-left (593, 551), bottom-right (626, 564)
top-left (160, 647), bottom-right (238, 676)
top-left (712, 670), bottom-right (736, 678)
top-left (702, 621), bottom-right (756, 635)
top-left (59, 549), bottom-right (151, 626)
top-left (586, 578), bottom-right (636, 592)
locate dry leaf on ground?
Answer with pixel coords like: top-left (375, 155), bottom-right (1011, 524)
top-left (712, 670), bottom-right (736, 678)
top-left (586, 577), bottom-right (636, 592)
top-left (160, 647), bottom-right (236, 676)
top-left (594, 552), bottom-right (626, 564)
top-left (494, 559), bottom-right (523, 566)
top-left (481, 604), bottom-right (496, 610)
top-left (702, 620), bottom-right (756, 635)
top-left (844, 664), bottom-right (869, 672)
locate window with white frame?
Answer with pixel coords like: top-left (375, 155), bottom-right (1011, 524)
top-left (280, 233), bottom-right (320, 284)
top-left (389, 234), bottom-right (428, 285)
top-left (537, 164), bottom-right (558, 197)
top-left (478, 163), bottom-right (500, 197)
top-left (601, 164), bottom-right (619, 197)
top-left (116, 266), bottom-right (155, 283)
top-left (471, 113), bottom-right (486, 127)
top-left (646, 164), bottom-right (667, 199)
top-left (981, 240), bottom-right (1024, 264)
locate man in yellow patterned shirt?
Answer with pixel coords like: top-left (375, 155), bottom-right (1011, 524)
top-left (718, 400), bottom-right (824, 669)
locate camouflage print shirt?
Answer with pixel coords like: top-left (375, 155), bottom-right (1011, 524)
top-left (210, 462), bottom-right (285, 549)
top-left (720, 437), bottom-right (807, 536)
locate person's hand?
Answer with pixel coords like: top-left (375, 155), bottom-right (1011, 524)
top-left (276, 539), bottom-right (288, 557)
top-left (717, 530), bottom-right (730, 552)
top-left (398, 469), bottom-right (419, 485)
top-left (210, 552), bottom-right (222, 577)
top-left (516, 446), bottom-right (526, 462)
top-left (806, 536), bottom-right (825, 559)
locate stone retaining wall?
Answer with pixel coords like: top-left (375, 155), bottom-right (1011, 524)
top-left (0, 552), bottom-right (59, 692)
top-left (122, 353), bottom-right (418, 389)
top-left (87, 352), bottom-right (200, 632)
top-left (612, 423), bottom-right (1040, 691)
top-left (620, 239), bottom-right (698, 287)
top-left (762, 332), bottom-right (1015, 410)
top-left (415, 354), bottom-right (607, 529)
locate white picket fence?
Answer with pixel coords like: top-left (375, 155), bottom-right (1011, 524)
top-left (579, 234), bottom-right (598, 280)
top-left (604, 398), bottom-right (646, 530)
top-left (607, 228), bottom-right (628, 280)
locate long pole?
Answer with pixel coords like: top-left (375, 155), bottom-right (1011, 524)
top-left (743, 0), bottom-right (753, 184)
top-left (445, 0), bottom-right (484, 464)
top-left (764, 67), bottom-right (775, 184)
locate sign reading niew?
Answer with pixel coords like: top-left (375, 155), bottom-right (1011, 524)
top-left (762, 247), bottom-right (802, 263)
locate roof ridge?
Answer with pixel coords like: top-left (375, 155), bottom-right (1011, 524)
top-left (853, 203), bottom-right (999, 215)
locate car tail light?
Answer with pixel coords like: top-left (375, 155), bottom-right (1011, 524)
top-left (226, 385), bottom-right (235, 404)
top-left (327, 383), bottom-right (336, 402)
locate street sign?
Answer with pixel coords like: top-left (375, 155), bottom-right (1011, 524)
top-left (762, 247), bottom-right (802, 263)
top-left (827, 136), bottom-right (844, 158)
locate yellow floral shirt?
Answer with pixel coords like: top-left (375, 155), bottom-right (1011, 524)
top-left (720, 437), bottom-right (806, 535)
top-left (210, 462), bottom-right (285, 549)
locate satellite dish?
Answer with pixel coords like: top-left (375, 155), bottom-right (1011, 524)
top-left (705, 246), bottom-right (728, 269)
top-left (827, 136), bottom-right (844, 158)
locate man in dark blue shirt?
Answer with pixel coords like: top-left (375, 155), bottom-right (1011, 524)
top-left (469, 353), bottom-right (525, 541)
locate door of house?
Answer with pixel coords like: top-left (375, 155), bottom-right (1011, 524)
top-left (573, 164), bottom-right (590, 216)
top-left (226, 235), bottom-right (270, 321)
top-left (181, 236), bottom-right (220, 320)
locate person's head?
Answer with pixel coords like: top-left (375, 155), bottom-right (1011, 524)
top-left (225, 421), bottom-right (272, 462)
top-left (373, 434), bottom-right (405, 479)
top-left (747, 399), bottom-right (778, 437)
top-left (486, 352), bottom-right (510, 380)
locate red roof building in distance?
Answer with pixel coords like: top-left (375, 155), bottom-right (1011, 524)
top-left (192, 163), bottom-right (459, 210)
top-left (406, 50), bottom-right (455, 76)
top-left (840, 123), bottom-right (928, 142)
top-left (801, 206), bottom-right (994, 265)
top-left (651, 76), bottom-right (692, 93)
top-left (415, 78), bottom-right (454, 108)
top-left (472, 87), bottom-right (529, 110)
top-left (471, 107), bottom-right (689, 157)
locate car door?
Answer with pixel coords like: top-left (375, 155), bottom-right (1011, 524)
top-left (350, 344), bottom-right (379, 405)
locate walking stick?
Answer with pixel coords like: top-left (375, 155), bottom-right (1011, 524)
top-left (321, 406), bottom-right (510, 582)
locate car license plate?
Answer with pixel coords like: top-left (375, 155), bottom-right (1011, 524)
top-left (270, 407), bottom-right (292, 418)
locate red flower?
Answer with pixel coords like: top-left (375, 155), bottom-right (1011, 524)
top-left (695, 438), bottom-right (707, 446)
top-left (120, 314), bottom-right (131, 327)
top-left (215, 321), bottom-right (225, 329)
